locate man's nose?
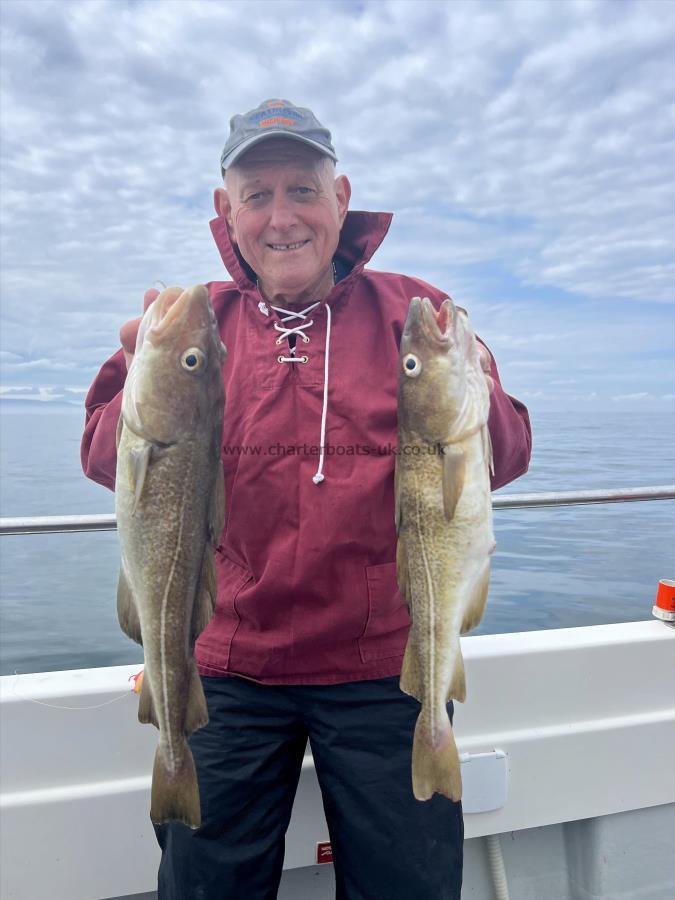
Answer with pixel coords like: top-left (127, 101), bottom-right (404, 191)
top-left (267, 192), bottom-right (297, 231)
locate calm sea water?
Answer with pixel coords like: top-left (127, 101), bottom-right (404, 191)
top-left (0, 403), bottom-right (673, 675)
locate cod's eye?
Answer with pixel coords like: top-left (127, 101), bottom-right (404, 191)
top-left (402, 353), bottom-right (422, 377)
top-left (181, 347), bottom-right (206, 372)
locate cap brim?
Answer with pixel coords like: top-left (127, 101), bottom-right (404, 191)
top-left (221, 131), bottom-right (338, 172)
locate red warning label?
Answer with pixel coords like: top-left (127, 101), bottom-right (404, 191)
top-left (316, 841), bottom-right (333, 864)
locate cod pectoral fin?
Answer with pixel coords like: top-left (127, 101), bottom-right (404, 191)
top-left (129, 441), bottom-right (153, 514)
top-left (442, 445), bottom-right (465, 520)
top-left (117, 565), bottom-right (143, 645)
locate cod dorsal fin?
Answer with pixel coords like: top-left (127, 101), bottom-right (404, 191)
top-left (442, 445), bottom-right (465, 520)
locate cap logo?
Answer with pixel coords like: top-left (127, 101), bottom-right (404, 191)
top-left (259, 116), bottom-right (297, 128)
top-left (250, 106), bottom-right (304, 130)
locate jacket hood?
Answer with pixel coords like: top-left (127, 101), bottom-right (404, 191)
top-left (209, 210), bottom-right (394, 289)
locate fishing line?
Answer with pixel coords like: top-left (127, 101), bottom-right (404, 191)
top-left (11, 672), bottom-right (135, 710)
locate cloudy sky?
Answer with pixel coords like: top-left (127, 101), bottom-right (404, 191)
top-left (1, 0), bottom-right (673, 413)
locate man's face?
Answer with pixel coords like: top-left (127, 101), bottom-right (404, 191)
top-left (215, 139), bottom-right (351, 302)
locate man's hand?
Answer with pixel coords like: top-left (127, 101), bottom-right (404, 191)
top-left (476, 341), bottom-right (495, 395)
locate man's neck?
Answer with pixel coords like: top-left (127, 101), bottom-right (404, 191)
top-left (257, 264), bottom-right (335, 309)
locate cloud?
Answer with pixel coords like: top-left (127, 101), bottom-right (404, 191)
top-left (611, 392), bottom-right (651, 402)
top-left (0, 0), bottom-right (674, 413)
top-left (0, 385), bottom-right (65, 402)
top-left (1, 357), bottom-right (79, 371)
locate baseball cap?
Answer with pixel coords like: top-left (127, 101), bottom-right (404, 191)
top-left (220, 99), bottom-right (338, 173)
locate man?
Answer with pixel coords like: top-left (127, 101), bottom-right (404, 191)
top-left (82, 99), bottom-right (531, 900)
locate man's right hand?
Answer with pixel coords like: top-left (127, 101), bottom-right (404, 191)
top-left (120, 288), bottom-right (160, 371)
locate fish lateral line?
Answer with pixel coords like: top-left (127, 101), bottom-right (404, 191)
top-left (411, 469), bottom-right (439, 739)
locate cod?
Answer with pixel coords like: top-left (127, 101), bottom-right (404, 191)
top-left (115, 284), bottom-right (226, 828)
top-left (396, 296), bottom-right (494, 802)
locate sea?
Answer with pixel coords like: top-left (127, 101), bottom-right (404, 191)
top-left (0, 403), bottom-right (673, 676)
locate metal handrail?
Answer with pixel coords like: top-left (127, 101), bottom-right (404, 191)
top-left (1, 486), bottom-right (673, 536)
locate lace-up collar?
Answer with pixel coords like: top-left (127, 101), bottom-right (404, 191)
top-left (272, 301), bottom-right (318, 364)
top-left (261, 260), bottom-right (336, 364)
top-left (264, 262), bottom-right (336, 484)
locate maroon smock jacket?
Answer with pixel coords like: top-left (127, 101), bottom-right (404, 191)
top-left (81, 210), bottom-right (532, 684)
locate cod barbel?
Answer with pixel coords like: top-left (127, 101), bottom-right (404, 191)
top-left (396, 296), bottom-right (494, 802)
top-left (115, 284), bottom-right (226, 828)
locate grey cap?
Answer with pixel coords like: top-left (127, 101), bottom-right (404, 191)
top-left (220, 99), bottom-right (338, 173)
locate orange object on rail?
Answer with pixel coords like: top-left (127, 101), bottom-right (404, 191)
top-left (653, 580), bottom-right (675, 622)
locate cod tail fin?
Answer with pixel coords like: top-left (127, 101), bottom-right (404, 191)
top-left (150, 741), bottom-right (201, 829)
top-left (411, 706), bottom-right (462, 803)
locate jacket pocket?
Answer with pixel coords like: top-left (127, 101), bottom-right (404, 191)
top-left (201, 550), bottom-right (253, 669)
top-left (358, 562), bottom-right (410, 663)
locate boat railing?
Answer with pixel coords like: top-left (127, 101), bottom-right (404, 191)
top-left (1, 485), bottom-right (674, 535)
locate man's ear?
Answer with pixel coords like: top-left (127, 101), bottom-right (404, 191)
top-left (214, 187), bottom-right (233, 229)
top-left (335, 175), bottom-right (351, 227)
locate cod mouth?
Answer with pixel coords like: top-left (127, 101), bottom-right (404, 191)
top-left (415, 296), bottom-right (455, 347)
top-left (143, 286), bottom-right (211, 347)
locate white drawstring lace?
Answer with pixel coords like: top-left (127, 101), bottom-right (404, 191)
top-left (270, 300), bottom-right (332, 485)
top-left (271, 302), bottom-right (319, 363)
top-left (312, 303), bottom-right (331, 485)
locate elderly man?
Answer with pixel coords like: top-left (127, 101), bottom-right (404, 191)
top-left (82, 99), bottom-right (531, 900)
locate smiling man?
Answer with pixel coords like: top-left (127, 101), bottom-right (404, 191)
top-left (217, 138), bottom-right (351, 309)
top-left (82, 99), bottom-right (531, 900)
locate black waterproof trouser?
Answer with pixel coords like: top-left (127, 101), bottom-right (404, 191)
top-left (154, 675), bottom-right (463, 900)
